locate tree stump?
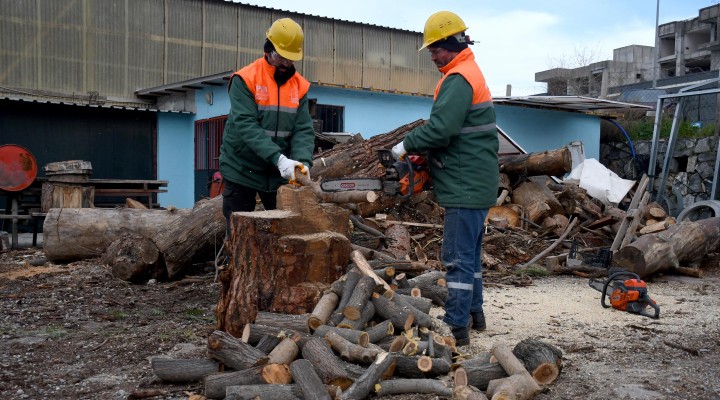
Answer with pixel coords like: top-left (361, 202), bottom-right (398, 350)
top-left (216, 186), bottom-right (351, 336)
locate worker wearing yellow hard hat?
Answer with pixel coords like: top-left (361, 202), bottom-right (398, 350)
top-left (393, 11), bottom-right (499, 347)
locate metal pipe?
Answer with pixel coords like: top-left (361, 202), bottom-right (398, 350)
top-left (652, 0), bottom-right (660, 88)
top-left (647, 97), bottom-right (664, 193)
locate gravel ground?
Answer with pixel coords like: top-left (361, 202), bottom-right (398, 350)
top-left (1, 248), bottom-right (719, 400)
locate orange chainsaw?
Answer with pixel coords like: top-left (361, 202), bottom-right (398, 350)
top-left (589, 270), bottom-right (660, 319)
top-left (319, 149), bottom-right (429, 199)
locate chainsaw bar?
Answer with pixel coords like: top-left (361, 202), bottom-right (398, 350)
top-left (319, 178), bottom-right (384, 192)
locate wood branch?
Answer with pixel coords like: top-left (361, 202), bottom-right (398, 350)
top-left (301, 338), bottom-right (355, 390)
top-left (364, 320), bottom-right (394, 343)
top-left (313, 325), bottom-right (370, 347)
top-left (513, 338), bottom-right (563, 385)
top-left (150, 357), bottom-right (219, 382)
top-left (207, 330), bottom-right (269, 370)
top-left (613, 217), bottom-right (720, 277)
top-left (343, 275), bottom-right (376, 321)
top-left (370, 293), bottom-right (414, 332)
top-left (256, 312), bottom-right (311, 334)
top-left (203, 364), bottom-right (291, 399)
top-left (520, 217), bottom-right (579, 268)
top-left (338, 301), bottom-right (375, 331)
top-left (350, 250), bottom-right (392, 292)
top-left (395, 272), bottom-right (409, 288)
top-left (385, 290), bottom-right (432, 328)
top-left (290, 359), bottom-right (332, 400)
top-left (325, 331), bottom-right (381, 364)
top-left (295, 172), bottom-right (378, 204)
top-left (225, 384), bottom-right (303, 400)
top-left (453, 384), bottom-right (489, 400)
top-left (393, 354), bottom-right (428, 378)
top-left (338, 352), bottom-right (396, 400)
top-left (350, 243), bottom-right (398, 262)
top-left (308, 292), bottom-right (340, 331)
top-left (330, 268), bottom-right (362, 325)
top-left (417, 355), bottom-right (452, 376)
top-left (454, 354), bottom-right (508, 391)
top-left (394, 293), bottom-right (432, 315)
top-left (241, 324), bottom-right (311, 350)
top-left (374, 379), bottom-right (452, 397)
top-left (255, 334), bottom-right (283, 354)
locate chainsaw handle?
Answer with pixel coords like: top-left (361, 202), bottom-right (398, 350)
top-left (639, 297), bottom-right (660, 319)
top-left (600, 271), bottom-right (640, 309)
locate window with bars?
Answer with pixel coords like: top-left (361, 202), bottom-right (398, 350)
top-left (314, 104), bottom-right (344, 132)
top-left (194, 116), bottom-right (227, 171)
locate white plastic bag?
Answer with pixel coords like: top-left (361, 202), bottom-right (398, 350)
top-left (565, 158), bottom-right (635, 205)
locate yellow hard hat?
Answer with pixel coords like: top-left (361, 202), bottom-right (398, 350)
top-left (420, 11), bottom-right (468, 50)
top-left (266, 18), bottom-right (304, 61)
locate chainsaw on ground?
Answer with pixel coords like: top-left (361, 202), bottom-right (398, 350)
top-left (319, 149), bottom-right (430, 199)
top-left (589, 270), bottom-right (660, 319)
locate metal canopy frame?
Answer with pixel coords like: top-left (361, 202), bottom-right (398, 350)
top-left (647, 78), bottom-right (720, 215)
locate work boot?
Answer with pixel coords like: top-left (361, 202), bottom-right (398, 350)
top-left (470, 311), bottom-right (486, 331)
top-left (451, 326), bottom-right (470, 347)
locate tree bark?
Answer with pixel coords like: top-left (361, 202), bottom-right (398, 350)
top-left (103, 235), bottom-right (164, 282)
top-left (225, 384), bottom-right (303, 400)
top-left (308, 292), bottom-right (340, 331)
top-left (203, 364), bottom-right (291, 399)
top-left (255, 312), bottom-right (311, 334)
top-left (255, 334), bottom-right (283, 354)
top-left (290, 359), bottom-right (332, 400)
top-left (613, 217), bottom-right (720, 277)
top-left (338, 352), bottom-right (396, 400)
top-left (313, 325), bottom-right (370, 347)
top-left (364, 320), bottom-right (394, 344)
top-left (301, 338), bottom-right (355, 390)
top-left (370, 293), bottom-right (414, 332)
top-left (512, 338), bottom-right (563, 385)
top-left (498, 147), bottom-right (572, 178)
top-left (43, 207), bottom-right (191, 261)
top-left (207, 330), bottom-right (268, 370)
top-left (325, 331), bottom-right (381, 364)
top-left (150, 357), bottom-right (219, 382)
top-left (342, 275), bottom-right (376, 321)
top-left (374, 379), bottom-right (452, 397)
top-left (454, 354), bottom-right (508, 391)
top-left (382, 223), bottom-right (411, 260)
top-left (267, 336), bottom-right (300, 365)
top-left (487, 343), bottom-right (542, 400)
top-left (241, 324), bottom-right (311, 349)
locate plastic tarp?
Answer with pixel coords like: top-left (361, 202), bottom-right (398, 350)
top-left (565, 158), bottom-right (635, 205)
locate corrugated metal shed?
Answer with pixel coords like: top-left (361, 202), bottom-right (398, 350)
top-left (493, 96), bottom-right (652, 112)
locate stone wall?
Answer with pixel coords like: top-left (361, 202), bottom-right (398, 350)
top-left (601, 137), bottom-right (718, 208)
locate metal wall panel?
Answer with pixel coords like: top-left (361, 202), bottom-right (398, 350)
top-left (204, 1), bottom-right (238, 74)
top-left (335, 23), bottom-right (363, 88)
top-left (301, 17), bottom-right (335, 83)
top-left (167, 0), bottom-right (203, 83)
top-left (417, 36), bottom-right (440, 95)
top-left (0, 1), bottom-right (38, 89)
top-left (390, 30), bottom-right (420, 93)
top-left (127, 0), bottom-right (164, 91)
top-left (362, 27), bottom-right (391, 89)
top-left (88, 0), bottom-right (127, 95)
top-left (39, 0), bottom-right (84, 92)
top-left (237, 7), bottom-right (272, 70)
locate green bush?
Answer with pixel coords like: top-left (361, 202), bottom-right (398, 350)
top-left (621, 117), bottom-right (715, 140)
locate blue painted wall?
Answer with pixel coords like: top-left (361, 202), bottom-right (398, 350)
top-left (495, 105), bottom-right (600, 160)
top-left (155, 85), bottom-right (601, 208)
top-left (157, 113), bottom-right (195, 208)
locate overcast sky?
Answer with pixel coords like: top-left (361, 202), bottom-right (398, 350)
top-left (241, 0), bottom-right (718, 96)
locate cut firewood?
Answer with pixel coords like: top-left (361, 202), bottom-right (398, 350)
top-left (313, 325), bottom-right (370, 347)
top-left (512, 181), bottom-right (565, 218)
top-left (370, 293), bottom-right (414, 332)
top-left (267, 335), bottom-right (300, 365)
top-left (643, 201), bottom-right (668, 220)
top-left (308, 292), bottom-right (340, 331)
top-left (338, 301), bottom-right (375, 331)
top-left (325, 331), bottom-right (382, 364)
top-left (638, 220), bottom-right (670, 235)
top-left (487, 343), bottom-right (542, 400)
top-left (290, 359), bottom-right (332, 400)
top-left (295, 172), bottom-right (378, 204)
top-left (452, 353), bottom-right (508, 391)
top-left (498, 147), bottom-right (572, 178)
top-left (225, 384), bottom-right (303, 400)
top-left (382, 223), bottom-right (411, 260)
top-left (207, 330), bottom-right (268, 370)
top-left (343, 275), bottom-right (376, 321)
top-left (374, 378), bottom-right (452, 397)
top-left (384, 290), bottom-right (432, 328)
top-left (241, 324), bottom-right (311, 350)
top-left (255, 312), bottom-right (311, 334)
top-left (255, 334), bottom-right (283, 354)
top-left (364, 320), bottom-right (394, 344)
top-left (512, 338), bottom-right (563, 385)
top-left (150, 357), bottom-right (219, 382)
top-left (203, 364), bottom-right (292, 399)
top-left (351, 250), bottom-right (393, 293)
top-left (301, 338), bottom-right (355, 390)
top-left (338, 352), bottom-right (396, 400)
top-left (330, 268), bottom-right (362, 326)
top-left (453, 384), bottom-right (489, 400)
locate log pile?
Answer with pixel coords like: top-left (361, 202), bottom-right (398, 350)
top-left (151, 252), bottom-right (564, 399)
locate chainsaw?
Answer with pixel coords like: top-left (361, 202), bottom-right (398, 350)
top-left (589, 270), bottom-right (660, 319)
top-left (319, 149), bottom-right (430, 199)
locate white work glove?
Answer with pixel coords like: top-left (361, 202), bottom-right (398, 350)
top-left (277, 154), bottom-right (304, 181)
top-left (392, 141), bottom-right (407, 160)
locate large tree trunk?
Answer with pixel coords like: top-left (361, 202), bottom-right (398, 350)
top-left (216, 186), bottom-right (351, 337)
top-left (43, 207), bottom-right (192, 261)
top-left (613, 217), bottom-right (720, 277)
top-left (499, 147), bottom-right (572, 178)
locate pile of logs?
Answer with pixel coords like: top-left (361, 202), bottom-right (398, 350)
top-left (152, 251), bottom-right (563, 399)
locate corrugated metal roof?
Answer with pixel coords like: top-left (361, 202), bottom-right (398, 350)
top-left (136, 70), bottom-right (233, 98)
top-left (493, 96), bottom-right (652, 113)
top-left (1, 94), bottom-right (190, 113)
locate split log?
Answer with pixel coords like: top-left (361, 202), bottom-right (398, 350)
top-left (217, 187), bottom-right (350, 336)
top-left (638, 220), bottom-right (670, 235)
top-left (498, 147), bottom-right (572, 178)
top-left (325, 331), bottom-right (381, 364)
top-left (150, 357), bottom-right (219, 382)
top-left (301, 338), bottom-right (354, 390)
top-left (374, 379), bottom-right (452, 397)
top-left (512, 181), bottom-right (565, 218)
top-left (338, 352), bottom-right (396, 400)
top-left (103, 235), bottom-right (164, 282)
top-left (512, 338), bottom-right (563, 385)
top-left (486, 206), bottom-right (520, 228)
top-left (207, 330), bottom-right (268, 370)
top-left (643, 201), bottom-right (668, 220)
top-left (308, 292), bottom-right (339, 331)
top-left (225, 384), bottom-right (303, 400)
top-left (204, 364), bottom-right (292, 399)
top-left (613, 217), bottom-right (720, 277)
top-left (313, 325), bottom-right (370, 347)
top-left (43, 206), bottom-right (192, 262)
top-left (255, 312), bottom-right (311, 334)
top-left (350, 250), bottom-right (392, 293)
top-left (541, 214), bottom-right (569, 237)
top-left (487, 343), bottom-right (542, 400)
top-left (290, 359), bottom-right (332, 400)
